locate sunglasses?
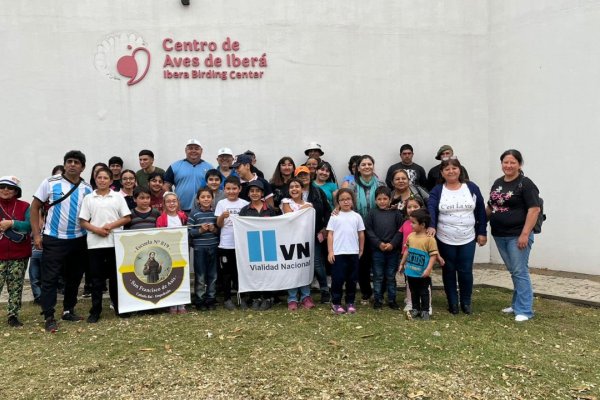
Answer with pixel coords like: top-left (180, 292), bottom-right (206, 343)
top-left (0, 184), bottom-right (16, 190)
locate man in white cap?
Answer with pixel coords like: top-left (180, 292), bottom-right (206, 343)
top-left (164, 139), bottom-right (214, 213)
top-left (304, 142), bottom-right (324, 163)
top-left (216, 147), bottom-right (237, 188)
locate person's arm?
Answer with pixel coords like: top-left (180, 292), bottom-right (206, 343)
top-left (281, 202), bottom-right (293, 214)
top-left (327, 230), bottom-right (335, 264)
top-left (163, 165), bottom-right (174, 191)
top-left (422, 251), bottom-right (437, 278)
top-left (216, 211), bottom-right (229, 228)
top-left (469, 182), bottom-right (488, 246)
top-left (364, 212), bottom-right (382, 250)
top-left (103, 215), bottom-right (131, 232)
top-left (418, 166), bottom-right (428, 188)
top-left (80, 219), bottom-right (110, 237)
top-left (399, 248), bottom-right (408, 272)
top-left (358, 230), bottom-right (365, 258)
top-left (6, 206), bottom-right (31, 233)
top-left (30, 198), bottom-right (44, 249)
top-left (518, 207), bottom-right (540, 249)
top-left (426, 185), bottom-right (441, 236)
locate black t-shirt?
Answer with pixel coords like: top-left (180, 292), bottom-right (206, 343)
top-left (488, 176), bottom-right (540, 237)
top-left (240, 176), bottom-right (273, 203)
top-left (385, 162), bottom-right (427, 189)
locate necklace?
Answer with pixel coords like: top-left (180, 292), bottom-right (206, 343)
top-left (0, 200), bottom-right (17, 220)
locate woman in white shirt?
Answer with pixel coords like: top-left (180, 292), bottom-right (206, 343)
top-left (426, 159), bottom-right (487, 315)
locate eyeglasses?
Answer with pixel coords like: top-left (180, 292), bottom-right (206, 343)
top-left (0, 184), bottom-right (16, 190)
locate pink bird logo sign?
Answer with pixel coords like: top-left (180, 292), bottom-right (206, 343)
top-left (95, 33), bottom-right (151, 87)
top-left (117, 45), bottom-right (151, 85)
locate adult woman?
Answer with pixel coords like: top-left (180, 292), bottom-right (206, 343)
top-left (119, 169), bottom-right (137, 209)
top-left (390, 169), bottom-right (429, 210)
top-left (305, 157), bottom-right (319, 181)
top-left (0, 176), bottom-right (32, 327)
top-left (344, 155), bottom-right (386, 303)
top-left (427, 158), bottom-right (487, 315)
top-left (269, 156), bottom-right (296, 210)
top-left (487, 150), bottom-right (541, 322)
top-left (295, 165), bottom-right (331, 303)
top-left (312, 161), bottom-right (338, 210)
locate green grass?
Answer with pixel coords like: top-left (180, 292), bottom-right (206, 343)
top-left (1, 288), bottom-right (599, 399)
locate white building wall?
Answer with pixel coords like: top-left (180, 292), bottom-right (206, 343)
top-left (1, 0), bottom-right (596, 273)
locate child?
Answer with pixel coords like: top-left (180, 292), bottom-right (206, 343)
top-left (399, 197), bottom-right (441, 313)
top-left (281, 178), bottom-right (316, 311)
top-left (205, 169), bottom-right (225, 206)
top-left (79, 167), bottom-right (131, 323)
top-left (126, 187), bottom-right (161, 230)
top-left (215, 176), bottom-right (249, 310)
top-left (188, 188), bottom-right (219, 311)
top-left (148, 172), bottom-right (165, 213)
top-left (157, 192), bottom-right (188, 314)
top-left (326, 188), bottom-right (365, 314)
top-left (239, 180), bottom-right (279, 311)
top-left (399, 209), bottom-right (442, 320)
top-left (365, 186), bottom-right (403, 310)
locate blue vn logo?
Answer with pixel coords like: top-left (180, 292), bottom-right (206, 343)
top-left (247, 230), bottom-right (310, 262)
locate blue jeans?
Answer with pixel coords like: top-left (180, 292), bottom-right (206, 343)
top-left (493, 234), bottom-right (534, 318)
top-left (194, 246), bottom-right (218, 305)
top-left (372, 249), bottom-right (399, 303)
top-left (287, 285), bottom-right (311, 303)
top-left (29, 249), bottom-right (43, 301)
top-left (331, 254), bottom-right (359, 305)
top-left (313, 241), bottom-right (329, 295)
top-left (437, 240), bottom-right (476, 308)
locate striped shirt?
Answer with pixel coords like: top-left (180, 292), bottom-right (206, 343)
top-left (126, 208), bottom-right (161, 230)
top-left (188, 208), bottom-right (219, 248)
top-left (34, 175), bottom-right (93, 239)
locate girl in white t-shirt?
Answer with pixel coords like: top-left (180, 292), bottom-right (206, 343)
top-left (282, 178), bottom-right (315, 311)
top-left (326, 188), bottom-right (365, 314)
top-left (156, 192), bottom-right (188, 314)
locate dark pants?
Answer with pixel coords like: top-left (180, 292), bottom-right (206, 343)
top-left (407, 276), bottom-right (432, 312)
top-left (358, 241), bottom-right (373, 300)
top-left (40, 235), bottom-right (87, 319)
top-left (193, 246), bottom-right (218, 305)
top-left (437, 240), bottom-right (476, 308)
top-left (372, 249), bottom-right (399, 303)
top-left (218, 248), bottom-right (237, 301)
top-left (88, 248), bottom-right (119, 316)
top-left (331, 254), bottom-right (359, 305)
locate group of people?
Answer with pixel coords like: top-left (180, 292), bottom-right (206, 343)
top-left (0, 140), bottom-right (542, 331)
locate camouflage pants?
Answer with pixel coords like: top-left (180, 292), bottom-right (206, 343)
top-left (0, 258), bottom-right (27, 318)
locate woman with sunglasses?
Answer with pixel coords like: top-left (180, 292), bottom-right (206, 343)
top-left (0, 176), bottom-right (32, 327)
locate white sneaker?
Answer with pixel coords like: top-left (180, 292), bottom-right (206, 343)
top-left (501, 307), bottom-right (514, 314)
top-left (515, 314), bottom-right (529, 322)
top-left (403, 304), bottom-right (412, 312)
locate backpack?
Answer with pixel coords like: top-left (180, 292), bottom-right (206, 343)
top-left (518, 177), bottom-right (546, 234)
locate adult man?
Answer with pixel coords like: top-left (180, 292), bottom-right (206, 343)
top-left (304, 141), bottom-right (325, 163)
top-left (30, 150), bottom-right (93, 333)
top-left (163, 139), bottom-right (214, 213)
top-left (216, 147), bottom-right (237, 189)
top-left (108, 156), bottom-right (124, 191)
top-left (136, 149), bottom-right (165, 188)
top-left (385, 144), bottom-right (427, 189)
top-left (243, 150), bottom-right (265, 178)
top-left (425, 145), bottom-right (470, 190)
top-left (232, 154), bottom-right (274, 207)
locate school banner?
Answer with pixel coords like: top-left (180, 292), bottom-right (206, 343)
top-left (232, 208), bottom-right (315, 292)
top-left (114, 227), bottom-right (191, 313)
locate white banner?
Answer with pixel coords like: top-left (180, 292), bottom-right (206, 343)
top-left (114, 227), bottom-right (191, 313)
top-left (232, 208), bottom-right (315, 292)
